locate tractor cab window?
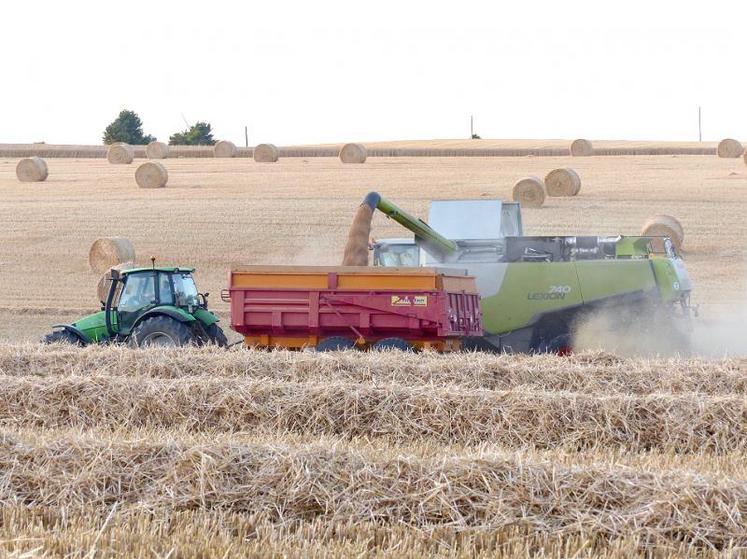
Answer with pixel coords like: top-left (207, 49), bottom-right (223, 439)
top-left (158, 273), bottom-right (174, 305)
top-left (118, 273), bottom-right (156, 311)
top-left (173, 273), bottom-right (199, 307)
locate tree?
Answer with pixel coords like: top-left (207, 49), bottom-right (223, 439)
top-left (169, 122), bottom-right (215, 145)
top-left (102, 110), bottom-right (155, 145)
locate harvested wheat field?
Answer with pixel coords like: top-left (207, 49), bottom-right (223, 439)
top-left (1, 146), bottom-right (747, 342)
top-left (0, 345), bottom-right (745, 556)
top-left (1, 142), bottom-right (747, 556)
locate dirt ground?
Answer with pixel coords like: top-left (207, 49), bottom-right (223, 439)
top-left (1, 152), bottom-right (745, 342)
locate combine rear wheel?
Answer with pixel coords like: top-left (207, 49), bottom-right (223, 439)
top-left (131, 316), bottom-right (196, 348)
top-left (316, 336), bottom-right (356, 352)
top-left (372, 337), bottom-right (413, 351)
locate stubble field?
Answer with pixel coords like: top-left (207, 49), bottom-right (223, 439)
top-left (1, 143), bottom-right (747, 556)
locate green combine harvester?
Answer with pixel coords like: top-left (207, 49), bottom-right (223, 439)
top-left (43, 265), bottom-right (227, 347)
top-left (364, 192), bottom-right (693, 353)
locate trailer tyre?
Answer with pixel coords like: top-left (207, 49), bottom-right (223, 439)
top-left (372, 337), bottom-right (413, 352)
top-left (316, 336), bottom-right (356, 352)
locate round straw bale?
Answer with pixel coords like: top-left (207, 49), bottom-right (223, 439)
top-left (96, 262), bottom-right (134, 302)
top-left (89, 238), bottom-right (136, 274)
top-left (213, 140), bottom-right (237, 158)
top-left (107, 144), bottom-right (134, 164)
top-left (570, 139), bottom-right (593, 156)
top-left (641, 214), bottom-right (684, 251)
top-left (15, 157), bottom-right (48, 182)
top-left (135, 162), bottom-right (168, 189)
top-left (544, 168), bottom-right (581, 196)
top-left (254, 143), bottom-right (279, 163)
top-left (146, 141), bottom-right (169, 159)
top-left (717, 138), bottom-right (743, 158)
top-left (512, 177), bottom-right (546, 208)
top-left (339, 143), bottom-right (367, 163)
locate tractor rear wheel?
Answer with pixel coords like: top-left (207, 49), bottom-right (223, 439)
top-left (42, 329), bottom-right (83, 346)
top-left (372, 337), bottom-right (413, 351)
top-left (204, 323), bottom-right (228, 347)
top-left (130, 316), bottom-right (196, 348)
top-left (316, 336), bottom-right (356, 352)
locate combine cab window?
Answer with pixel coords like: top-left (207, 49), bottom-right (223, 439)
top-left (375, 244), bottom-right (420, 267)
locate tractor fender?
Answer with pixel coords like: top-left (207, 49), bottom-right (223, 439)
top-left (51, 324), bottom-right (92, 345)
top-left (131, 307), bottom-right (197, 332)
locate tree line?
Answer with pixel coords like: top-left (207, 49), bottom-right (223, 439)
top-left (102, 109), bottom-right (216, 146)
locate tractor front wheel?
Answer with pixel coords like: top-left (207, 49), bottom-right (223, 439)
top-left (42, 329), bottom-right (83, 346)
top-left (130, 316), bottom-right (196, 348)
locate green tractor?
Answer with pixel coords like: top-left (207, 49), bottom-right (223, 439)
top-left (43, 266), bottom-right (227, 347)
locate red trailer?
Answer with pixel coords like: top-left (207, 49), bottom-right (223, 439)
top-left (224, 266), bottom-right (482, 351)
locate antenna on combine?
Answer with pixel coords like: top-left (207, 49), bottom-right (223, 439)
top-left (151, 257), bottom-right (156, 269)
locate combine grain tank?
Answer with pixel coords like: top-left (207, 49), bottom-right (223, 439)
top-left (224, 266), bottom-right (481, 351)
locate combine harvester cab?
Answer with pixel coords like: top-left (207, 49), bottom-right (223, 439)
top-left (225, 266), bottom-right (482, 351)
top-left (368, 192), bottom-right (693, 354)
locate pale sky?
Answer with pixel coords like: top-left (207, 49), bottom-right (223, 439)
top-left (3, 1), bottom-right (746, 146)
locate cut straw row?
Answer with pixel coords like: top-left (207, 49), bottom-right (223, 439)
top-left (1, 344), bottom-right (745, 395)
top-left (0, 434), bottom-right (744, 549)
top-left (1, 376), bottom-right (746, 451)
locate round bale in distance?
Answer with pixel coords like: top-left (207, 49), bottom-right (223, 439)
top-left (254, 143), bottom-right (279, 163)
top-left (213, 140), bottom-right (237, 158)
top-left (339, 143), bottom-right (367, 164)
top-left (96, 262), bottom-right (135, 303)
top-left (16, 157), bottom-right (48, 182)
top-left (89, 238), bottom-right (136, 274)
top-left (135, 162), bottom-right (168, 189)
top-left (107, 144), bottom-right (134, 164)
top-left (570, 139), bottom-right (593, 157)
top-left (641, 214), bottom-right (684, 251)
top-left (717, 138), bottom-right (743, 158)
top-left (146, 141), bottom-right (169, 159)
top-left (544, 168), bottom-right (581, 197)
top-left (512, 177), bottom-right (546, 208)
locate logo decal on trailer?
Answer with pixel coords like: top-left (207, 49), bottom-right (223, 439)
top-left (391, 295), bottom-right (428, 306)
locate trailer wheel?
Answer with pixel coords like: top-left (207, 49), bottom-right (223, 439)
top-left (372, 337), bottom-right (413, 352)
top-left (316, 336), bottom-right (356, 352)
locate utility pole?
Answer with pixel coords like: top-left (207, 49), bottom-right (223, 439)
top-left (698, 106), bottom-right (702, 142)
top-left (470, 115), bottom-right (474, 139)
top-left (244, 126), bottom-right (249, 148)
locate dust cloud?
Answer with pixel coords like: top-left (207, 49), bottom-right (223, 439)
top-left (574, 301), bottom-right (747, 359)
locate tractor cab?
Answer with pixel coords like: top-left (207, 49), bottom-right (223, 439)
top-left (108, 267), bottom-right (203, 334)
top-left (43, 266), bottom-right (227, 347)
